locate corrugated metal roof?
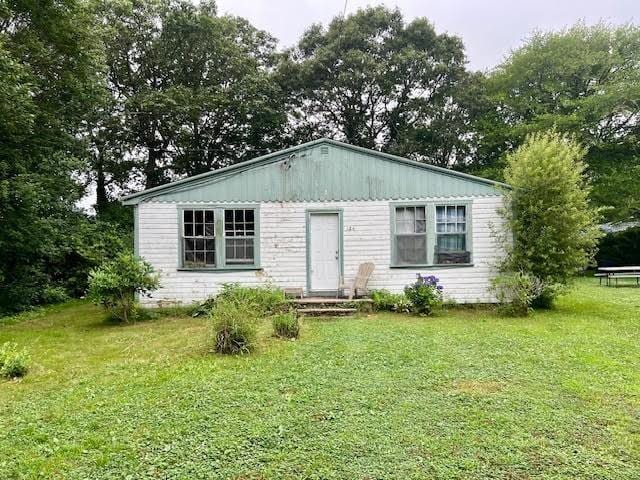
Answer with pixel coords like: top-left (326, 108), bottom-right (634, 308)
top-left (122, 138), bottom-right (506, 205)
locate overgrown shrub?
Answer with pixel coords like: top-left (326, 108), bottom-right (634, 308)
top-left (40, 286), bottom-right (70, 305)
top-left (0, 342), bottom-right (30, 379)
top-left (213, 284), bottom-right (288, 317)
top-left (211, 299), bottom-right (258, 354)
top-left (404, 274), bottom-right (443, 316)
top-left (596, 227), bottom-right (640, 267)
top-left (498, 131), bottom-right (602, 307)
top-left (272, 311), bottom-right (300, 339)
top-left (88, 253), bottom-right (160, 323)
top-left (491, 271), bottom-right (545, 317)
top-left (370, 290), bottom-right (412, 313)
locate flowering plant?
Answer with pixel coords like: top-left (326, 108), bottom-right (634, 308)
top-left (404, 274), bottom-right (444, 315)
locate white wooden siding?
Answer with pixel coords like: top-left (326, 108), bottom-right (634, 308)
top-left (137, 197), bottom-right (506, 305)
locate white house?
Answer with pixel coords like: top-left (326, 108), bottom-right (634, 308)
top-left (122, 139), bottom-right (508, 305)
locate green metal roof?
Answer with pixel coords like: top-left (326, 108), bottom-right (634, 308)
top-left (121, 138), bottom-right (506, 205)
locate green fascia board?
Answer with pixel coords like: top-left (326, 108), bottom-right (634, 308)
top-left (122, 138), bottom-right (508, 205)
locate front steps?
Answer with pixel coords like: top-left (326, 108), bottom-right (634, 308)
top-left (293, 298), bottom-right (372, 317)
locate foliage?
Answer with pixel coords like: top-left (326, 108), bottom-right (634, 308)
top-left (214, 284), bottom-right (289, 317)
top-left (596, 227), bottom-right (640, 267)
top-left (280, 6), bottom-right (475, 166)
top-left (477, 23), bottom-right (640, 221)
top-left (404, 274), bottom-right (443, 315)
top-left (0, 342), bottom-right (29, 379)
top-left (88, 254), bottom-right (160, 323)
top-left (94, 0), bottom-right (288, 190)
top-left (0, 0), bottom-right (107, 314)
top-left (491, 271), bottom-right (544, 317)
top-left (1, 281), bottom-right (638, 477)
top-left (499, 131), bottom-right (603, 306)
top-left (211, 299), bottom-right (258, 354)
top-left (272, 311), bottom-right (300, 339)
top-left (370, 290), bottom-right (412, 313)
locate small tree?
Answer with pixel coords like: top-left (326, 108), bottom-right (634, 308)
top-left (499, 131), bottom-right (602, 307)
top-left (88, 253), bottom-right (160, 322)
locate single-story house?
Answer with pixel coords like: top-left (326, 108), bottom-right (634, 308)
top-left (122, 138), bottom-right (508, 305)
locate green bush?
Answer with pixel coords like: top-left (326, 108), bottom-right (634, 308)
top-left (215, 284), bottom-right (288, 317)
top-left (491, 271), bottom-right (545, 317)
top-left (40, 286), bottom-right (70, 305)
top-left (211, 299), bottom-right (258, 354)
top-left (88, 253), bottom-right (160, 323)
top-left (370, 290), bottom-right (412, 313)
top-left (596, 227), bottom-right (640, 267)
top-left (272, 311), bottom-right (300, 339)
top-left (0, 342), bottom-right (30, 379)
top-left (404, 274), bottom-right (443, 316)
top-left (499, 131), bottom-right (602, 307)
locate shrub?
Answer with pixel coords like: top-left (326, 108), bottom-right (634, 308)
top-left (0, 342), bottom-right (30, 379)
top-left (404, 274), bottom-right (443, 316)
top-left (596, 227), bottom-right (640, 267)
top-left (272, 311), bottom-right (300, 339)
top-left (370, 289), bottom-right (412, 313)
top-left (491, 271), bottom-right (545, 317)
top-left (211, 299), bottom-right (258, 354)
top-left (215, 284), bottom-right (288, 317)
top-left (499, 131), bottom-right (602, 307)
top-left (40, 286), bottom-right (70, 305)
top-left (88, 253), bottom-right (160, 323)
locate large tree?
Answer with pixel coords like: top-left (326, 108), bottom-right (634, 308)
top-left (96, 0), bottom-right (288, 192)
top-left (0, 0), bottom-right (106, 312)
top-left (280, 6), bottom-right (476, 167)
top-left (475, 23), bottom-right (640, 220)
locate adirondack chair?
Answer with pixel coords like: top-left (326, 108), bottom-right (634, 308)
top-left (337, 262), bottom-right (375, 300)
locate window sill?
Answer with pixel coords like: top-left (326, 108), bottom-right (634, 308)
top-left (177, 266), bottom-right (262, 272)
top-left (390, 263), bottom-right (474, 269)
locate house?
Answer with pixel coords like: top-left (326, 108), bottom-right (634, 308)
top-left (122, 139), bottom-right (508, 305)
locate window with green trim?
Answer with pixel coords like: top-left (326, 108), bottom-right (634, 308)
top-left (435, 205), bottom-right (470, 264)
top-left (393, 206), bottom-right (427, 265)
top-left (391, 202), bottom-right (472, 267)
top-left (181, 207), bottom-right (258, 269)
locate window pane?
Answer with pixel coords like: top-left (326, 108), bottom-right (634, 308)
top-left (184, 238), bottom-right (195, 251)
top-left (437, 234), bottom-right (465, 251)
top-left (184, 223), bottom-right (193, 236)
top-left (195, 210), bottom-right (203, 223)
top-left (416, 206), bottom-right (425, 220)
top-left (436, 206), bottom-right (445, 222)
top-left (225, 238), bottom-right (254, 264)
top-left (416, 219), bottom-right (426, 233)
top-left (457, 206), bottom-right (466, 221)
top-left (185, 251), bottom-right (195, 263)
top-left (246, 210), bottom-right (254, 222)
top-left (194, 252), bottom-right (205, 264)
top-left (184, 210), bottom-right (193, 222)
top-left (395, 207), bottom-right (416, 234)
top-left (205, 210), bottom-right (214, 223)
top-left (205, 252), bottom-right (215, 266)
top-left (396, 235), bottom-right (427, 265)
top-left (235, 210), bottom-right (244, 222)
top-left (205, 224), bottom-right (215, 236)
top-left (195, 224), bottom-right (204, 236)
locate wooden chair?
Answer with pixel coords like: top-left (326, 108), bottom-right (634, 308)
top-left (337, 262), bottom-right (375, 300)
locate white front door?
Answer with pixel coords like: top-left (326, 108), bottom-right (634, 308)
top-left (309, 213), bottom-right (340, 292)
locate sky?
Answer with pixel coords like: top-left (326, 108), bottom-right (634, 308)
top-left (216, 0), bottom-right (639, 71)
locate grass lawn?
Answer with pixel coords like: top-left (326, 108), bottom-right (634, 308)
top-left (1, 279), bottom-right (639, 479)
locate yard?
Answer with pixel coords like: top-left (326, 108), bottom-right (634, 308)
top-left (1, 279), bottom-right (639, 479)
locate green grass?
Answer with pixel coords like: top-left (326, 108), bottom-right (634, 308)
top-left (1, 280), bottom-right (639, 479)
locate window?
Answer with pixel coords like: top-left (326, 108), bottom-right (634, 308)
top-left (390, 202), bottom-right (472, 267)
top-left (224, 209), bottom-right (255, 264)
top-left (393, 206), bottom-right (427, 265)
top-left (435, 205), bottom-right (470, 264)
top-left (181, 206), bottom-right (258, 269)
top-left (183, 209), bottom-right (216, 267)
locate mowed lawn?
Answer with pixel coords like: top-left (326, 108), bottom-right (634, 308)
top-left (1, 280), bottom-right (639, 479)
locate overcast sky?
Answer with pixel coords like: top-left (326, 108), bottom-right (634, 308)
top-left (216, 0), bottom-right (639, 71)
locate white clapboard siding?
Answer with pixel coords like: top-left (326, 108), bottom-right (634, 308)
top-left (137, 196), bottom-right (506, 305)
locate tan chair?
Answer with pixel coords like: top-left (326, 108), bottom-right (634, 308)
top-left (337, 262), bottom-right (375, 300)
